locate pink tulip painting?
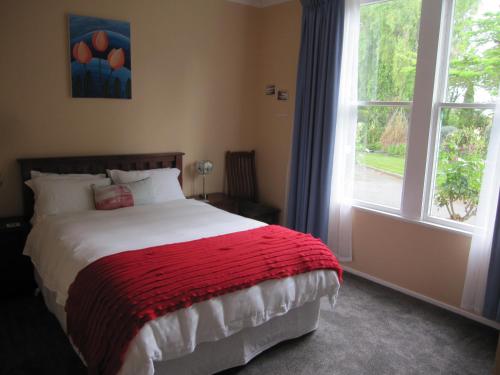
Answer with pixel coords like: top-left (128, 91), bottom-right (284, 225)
top-left (72, 41), bottom-right (93, 64)
top-left (69, 14), bottom-right (132, 99)
top-left (105, 48), bottom-right (126, 98)
top-left (92, 31), bottom-right (109, 52)
top-left (107, 48), bottom-right (125, 70)
top-left (92, 31), bottom-right (109, 87)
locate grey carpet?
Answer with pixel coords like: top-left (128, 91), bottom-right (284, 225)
top-left (0, 273), bottom-right (497, 375)
top-left (222, 274), bottom-right (498, 375)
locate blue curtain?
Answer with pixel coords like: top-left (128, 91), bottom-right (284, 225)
top-left (483, 189), bottom-right (500, 321)
top-left (286, 0), bottom-right (344, 243)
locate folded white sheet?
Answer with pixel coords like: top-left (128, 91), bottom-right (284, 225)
top-left (24, 199), bottom-right (340, 375)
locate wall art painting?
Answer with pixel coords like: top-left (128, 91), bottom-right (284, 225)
top-left (69, 14), bottom-right (132, 99)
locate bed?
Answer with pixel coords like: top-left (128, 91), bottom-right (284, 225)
top-left (18, 153), bottom-right (341, 375)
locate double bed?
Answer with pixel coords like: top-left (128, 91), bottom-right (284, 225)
top-left (18, 153), bottom-right (342, 375)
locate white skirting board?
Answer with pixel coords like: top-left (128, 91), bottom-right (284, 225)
top-left (342, 265), bottom-right (500, 331)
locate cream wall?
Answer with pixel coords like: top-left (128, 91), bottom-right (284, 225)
top-left (251, 0), bottom-right (473, 311)
top-left (0, 0), bottom-right (476, 313)
top-left (350, 209), bottom-right (471, 307)
top-left (0, 0), bottom-right (258, 216)
top-left (253, 0), bottom-right (302, 213)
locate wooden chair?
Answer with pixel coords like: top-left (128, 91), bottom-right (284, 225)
top-left (225, 151), bottom-right (280, 224)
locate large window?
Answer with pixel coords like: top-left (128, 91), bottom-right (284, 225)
top-left (425, 0), bottom-right (498, 228)
top-left (354, 0), bottom-right (421, 210)
top-left (349, 0), bottom-right (499, 231)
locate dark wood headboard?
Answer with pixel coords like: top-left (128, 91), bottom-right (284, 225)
top-left (17, 152), bottom-right (184, 220)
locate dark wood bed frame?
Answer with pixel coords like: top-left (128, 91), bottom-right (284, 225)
top-left (18, 153), bottom-right (184, 220)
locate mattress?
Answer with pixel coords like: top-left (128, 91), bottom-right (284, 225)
top-left (25, 199), bottom-right (340, 374)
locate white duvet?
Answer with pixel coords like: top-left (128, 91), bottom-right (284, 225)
top-left (24, 199), bottom-right (340, 375)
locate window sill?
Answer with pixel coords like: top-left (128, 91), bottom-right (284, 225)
top-left (352, 204), bottom-right (473, 237)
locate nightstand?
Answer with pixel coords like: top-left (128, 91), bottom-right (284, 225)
top-left (0, 217), bottom-right (35, 297)
top-left (189, 193), bottom-right (280, 224)
top-left (190, 193), bottom-right (239, 214)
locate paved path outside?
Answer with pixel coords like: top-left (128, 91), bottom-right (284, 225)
top-left (353, 165), bottom-right (474, 224)
top-left (354, 165), bottom-right (402, 209)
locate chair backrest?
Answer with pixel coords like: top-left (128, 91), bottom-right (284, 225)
top-left (225, 150), bottom-right (258, 202)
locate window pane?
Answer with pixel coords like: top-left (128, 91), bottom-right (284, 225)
top-left (354, 106), bottom-right (409, 209)
top-left (358, 0), bottom-right (422, 102)
top-left (429, 108), bottom-right (494, 224)
top-left (445, 0), bottom-right (500, 103)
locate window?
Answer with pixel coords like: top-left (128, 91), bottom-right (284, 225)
top-left (427, 108), bottom-right (494, 224)
top-left (425, 0), bottom-right (498, 228)
top-left (354, 0), bottom-right (421, 210)
top-left (347, 0), bottom-right (499, 232)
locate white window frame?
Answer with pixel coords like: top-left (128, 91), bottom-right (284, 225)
top-left (351, 0), bottom-right (497, 234)
top-left (353, 0), bottom-right (417, 213)
top-left (421, 0), bottom-right (497, 231)
top-left (353, 101), bottom-right (413, 216)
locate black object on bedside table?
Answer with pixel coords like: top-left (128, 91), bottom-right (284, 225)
top-left (0, 217), bottom-right (35, 297)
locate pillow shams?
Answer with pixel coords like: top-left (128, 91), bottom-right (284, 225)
top-left (26, 171), bottom-right (106, 194)
top-left (125, 177), bottom-right (155, 205)
top-left (107, 168), bottom-right (184, 203)
top-left (93, 178), bottom-right (154, 210)
top-left (26, 177), bottom-right (111, 223)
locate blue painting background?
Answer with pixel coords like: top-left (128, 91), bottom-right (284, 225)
top-left (69, 15), bottom-right (132, 99)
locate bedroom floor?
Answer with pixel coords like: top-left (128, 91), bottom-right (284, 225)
top-left (0, 273), bottom-right (497, 375)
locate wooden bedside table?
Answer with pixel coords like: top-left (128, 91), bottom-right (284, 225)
top-left (189, 193), bottom-right (280, 224)
top-left (189, 193), bottom-right (239, 214)
top-left (0, 217), bottom-right (35, 297)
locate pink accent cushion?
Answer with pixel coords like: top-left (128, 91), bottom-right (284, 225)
top-left (93, 185), bottom-right (134, 210)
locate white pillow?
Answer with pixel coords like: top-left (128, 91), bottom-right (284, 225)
top-left (26, 177), bottom-right (111, 224)
top-left (107, 168), bottom-right (185, 203)
top-left (26, 171), bottom-right (105, 191)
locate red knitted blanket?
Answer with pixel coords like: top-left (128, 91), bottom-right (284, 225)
top-left (66, 225), bottom-right (342, 375)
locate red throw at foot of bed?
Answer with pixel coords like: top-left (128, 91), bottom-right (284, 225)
top-left (66, 225), bottom-right (343, 375)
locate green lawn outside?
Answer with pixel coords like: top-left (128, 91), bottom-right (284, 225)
top-left (356, 152), bottom-right (405, 177)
